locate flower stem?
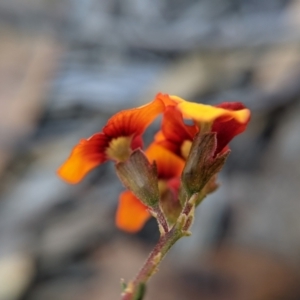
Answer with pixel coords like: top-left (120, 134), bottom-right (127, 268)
top-left (152, 205), bottom-right (169, 234)
top-left (121, 227), bottom-right (183, 300)
top-left (121, 194), bottom-right (198, 300)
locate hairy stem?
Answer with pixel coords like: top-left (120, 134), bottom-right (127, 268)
top-left (152, 205), bottom-right (169, 234)
top-left (121, 194), bottom-right (198, 300)
top-left (121, 227), bottom-right (183, 300)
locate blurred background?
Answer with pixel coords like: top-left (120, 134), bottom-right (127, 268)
top-left (1, 0), bottom-right (300, 299)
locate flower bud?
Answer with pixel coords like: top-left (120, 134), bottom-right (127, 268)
top-left (116, 149), bottom-right (160, 207)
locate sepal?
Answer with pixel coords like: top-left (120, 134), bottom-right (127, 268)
top-left (182, 132), bottom-right (230, 197)
top-left (116, 149), bottom-right (160, 207)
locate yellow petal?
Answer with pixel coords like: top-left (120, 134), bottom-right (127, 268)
top-left (169, 95), bottom-right (250, 124)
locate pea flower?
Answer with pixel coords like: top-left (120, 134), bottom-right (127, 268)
top-left (57, 92), bottom-right (251, 232)
top-left (56, 92), bottom-right (251, 300)
top-left (57, 98), bottom-right (165, 184)
top-left (116, 143), bottom-right (184, 232)
top-left (155, 93), bottom-right (251, 159)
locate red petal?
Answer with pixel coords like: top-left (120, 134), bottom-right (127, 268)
top-left (162, 107), bottom-right (197, 141)
top-left (155, 138), bottom-right (179, 156)
top-left (116, 191), bottom-right (151, 233)
top-left (156, 107), bottom-right (198, 157)
top-left (215, 102), bottom-right (246, 111)
top-left (155, 93), bottom-right (179, 106)
top-left (167, 177), bottom-right (181, 196)
top-left (57, 133), bottom-right (109, 184)
top-left (103, 98), bottom-right (165, 138)
top-left (212, 102), bottom-right (251, 155)
top-left (130, 134), bottom-right (143, 150)
top-left (146, 143), bottom-right (185, 179)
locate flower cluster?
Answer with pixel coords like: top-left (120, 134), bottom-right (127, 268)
top-left (57, 93), bottom-right (250, 233)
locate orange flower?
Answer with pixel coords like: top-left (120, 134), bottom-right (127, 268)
top-left (156, 94), bottom-right (250, 158)
top-left (116, 191), bottom-right (151, 233)
top-left (146, 142), bottom-right (184, 180)
top-left (57, 92), bottom-right (250, 232)
top-left (155, 106), bottom-right (198, 159)
top-left (57, 98), bottom-right (165, 184)
top-left (116, 143), bottom-right (184, 232)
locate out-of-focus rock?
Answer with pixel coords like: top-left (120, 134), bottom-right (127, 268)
top-left (0, 252), bottom-right (34, 300)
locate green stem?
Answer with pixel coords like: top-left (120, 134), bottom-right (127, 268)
top-left (121, 227), bottom-right (183, 300)
top-left (152, 205), bottom-right (169, 234)
top-left (121, 194), bottom-right (198, 300)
